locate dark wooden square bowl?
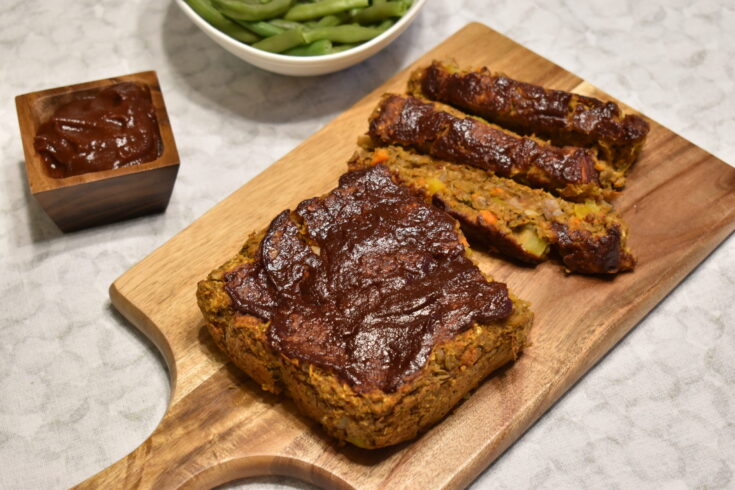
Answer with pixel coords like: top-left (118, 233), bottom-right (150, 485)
top-left (15, 71), bottom-right (180, 232)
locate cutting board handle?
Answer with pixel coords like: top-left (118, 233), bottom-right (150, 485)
top-left (73, 290), bottom-right (353, 489)
top-left (73, 371), bottom-right (352, 489)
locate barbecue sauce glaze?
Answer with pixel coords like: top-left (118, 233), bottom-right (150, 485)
top-left (369, 94), bottom-right (600, 189)
top-left (224, 165), bottom-right (513, 393)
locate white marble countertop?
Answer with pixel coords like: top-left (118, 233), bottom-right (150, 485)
top-left (1, 1), bottom-right (734, 488)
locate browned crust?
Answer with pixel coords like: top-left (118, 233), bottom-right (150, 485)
top-left (551, 222), bottom-right (636, 273)
top-left (409, 61), bottom-right (649, 173)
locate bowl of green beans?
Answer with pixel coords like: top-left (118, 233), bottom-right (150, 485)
top-left (177, 0), bottom-right (426, 76)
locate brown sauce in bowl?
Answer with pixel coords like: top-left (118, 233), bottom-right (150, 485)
top-left (34, 82), bottom-right (161, 178)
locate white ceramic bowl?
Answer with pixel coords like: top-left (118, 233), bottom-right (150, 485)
top-left (175, 0), bottom-right (427, 76)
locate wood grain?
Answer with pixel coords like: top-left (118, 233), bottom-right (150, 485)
top-left (77, 23), bottom-right (735, 489)
top-left (15, 71), bottom-right (180, 232)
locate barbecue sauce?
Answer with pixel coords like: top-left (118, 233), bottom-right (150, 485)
top-left (224, 165), bottom-right (513, 393)
top-left (369, 94), bottom-right (600, 190)
top-left (34, 82), bottom-right (161, 178)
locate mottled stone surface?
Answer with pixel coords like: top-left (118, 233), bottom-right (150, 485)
top-left (0, 0), bottom-right (733, 488)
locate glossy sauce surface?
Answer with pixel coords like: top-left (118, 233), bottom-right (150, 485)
top-left (224, 165), bottom-right (513, 393)
top-left (418, 61), bottom-right (649, 147)
top-left (369, 94), bottom-right (599, 189)
top-left (34, 82), bottom-right (161, 178)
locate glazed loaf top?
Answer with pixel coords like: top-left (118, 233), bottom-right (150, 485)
top-left (409, 60), bottom-right (650, 171)
top-left (368, 94), bottom-right (608, 199)
top-left (223, 165), bottom-right (514, 393)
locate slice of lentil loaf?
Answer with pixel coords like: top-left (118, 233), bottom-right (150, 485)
top-left (197, 165), bottom-right (533, 449)
top-left (408, 60), bottom-right (650, 173)
top-left (368, 94), bottom-right (620, 201)
top-left (350, 145), bottom-right (636, 275)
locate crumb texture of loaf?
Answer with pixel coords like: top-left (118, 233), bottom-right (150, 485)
top-left (350, 146), bottom-right (635, 274)
top-left (196, 165), bottom-right (533, 449)
top-left (408, 60), bottom-right (650, 173)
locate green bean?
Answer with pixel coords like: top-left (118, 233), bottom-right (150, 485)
top-left (237, 20), bottom-right (284, 37)
top-left (268, 18), bottom-right (306, 30)
top-left (329, 42), bottom-right (358, 53)
top-left (212, 0), bottom-right (293, 21)
top-left (316, 14), bottom-right (345, 27)
top-left (252, 28), bottom-right (306, 52)
top-left (284, 0), bottom-right (368, 22)
top-left (353, 1), bottom-right (409, 24)
top-left (302, 23), bottom-right (385, 44)
top-left (187, 0), bottom-right (413, 57)
top-left (185, 0), bottom-right (261, 43)
top-left (284, 39), bottom-right (333, 56)
top-left (376, 18), bottom-right (395, 31)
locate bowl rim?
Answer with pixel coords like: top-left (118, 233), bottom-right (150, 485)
top-left (175, 0), bottom-right (428, 64)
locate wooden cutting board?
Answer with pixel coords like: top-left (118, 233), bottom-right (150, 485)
top-left (78, 23), bottom-right (735, 489)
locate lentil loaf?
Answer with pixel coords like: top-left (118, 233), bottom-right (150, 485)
top-left (197, 165), bottom-right (533, 449)
top-left (350, 145), bottom-right (636, 274)
top-left (368, 94), bottom-right (618, 201)
top-left (408, 60), bottom-right (650, 173)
